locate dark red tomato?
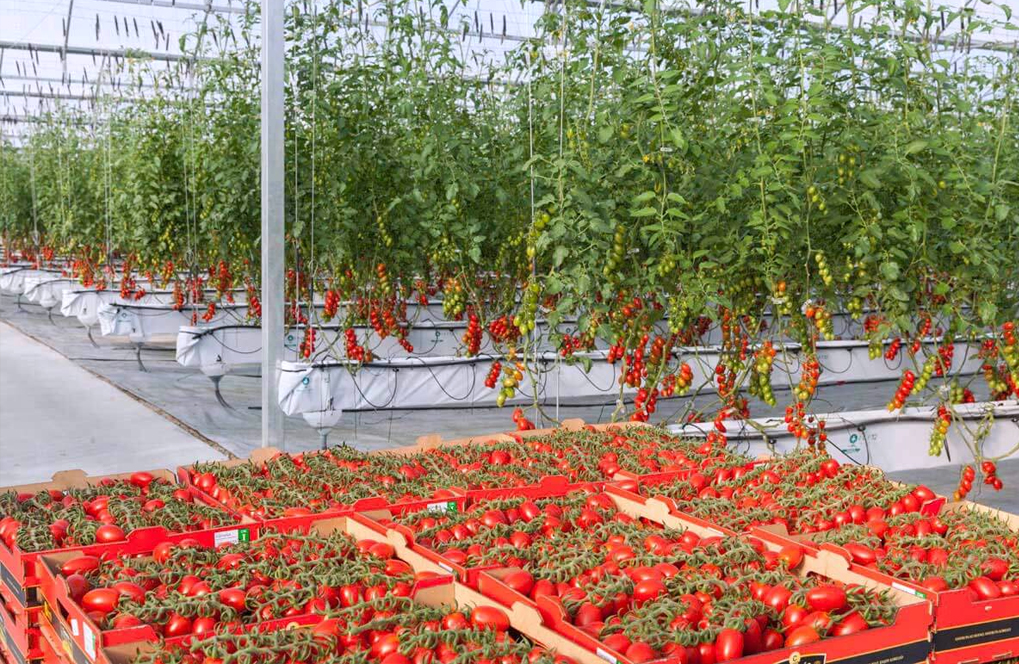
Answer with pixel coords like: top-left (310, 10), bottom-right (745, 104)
top-left (912, 485), bottom-right (936, 502)
top-left (831, 611), bottom-right (870, 636)
top-left (970, 576), bottom-right (1002, 600)
top-left (574, 603), bottom-right (602, 627)
top-left (381, 654), bottom-right (412, 664)
top-left (471, 606), bottom-right (510, 632)
top-left (624, 642), bottom-right (657, 663)
top-left (196, 473), bottom-right (217, 492)
top-left (742, 617), bottom-right (763, 655)
top-left (340, 584), bottom-right (363, 607)
top-left (714, 629), bottom-right (744, 662)
top-left (65, 574), bottom-right (90, 603)
top-left (81, 588), bottom-right (120, 615)
top-left (786, 626), bottom-right (821, 646)
top-left (61, 556), bottom-right (100, 577)
top-left (762, 628), bottom-right (784, 651)
top-left (164, 613), bottom-right (192, 637)
top-left (95, 524), bottom-right (126, 543)
top-left (806, 586), bottom-right (847, 612)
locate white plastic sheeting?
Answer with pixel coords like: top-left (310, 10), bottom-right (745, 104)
top-left (671, 400), bottom-right (1019, 473)
top-left (59, 289), bottom-right (246, 330)
top-left (276, 338), bottom-right (986, 414)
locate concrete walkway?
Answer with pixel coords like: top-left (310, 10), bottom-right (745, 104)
top-left (0, 322), bottom-right (226, 486)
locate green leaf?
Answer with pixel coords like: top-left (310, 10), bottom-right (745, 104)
top-left (859, 170), bottom-right (881, 188)
top-left (904, 140), bottom-right (928, 155)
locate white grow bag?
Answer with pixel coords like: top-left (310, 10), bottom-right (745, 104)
top-left (97, 301), bottom-right (250, 342)
top-left (275, 338), bottom-right (985, 414)
top-left (0, 268), bottom-right (63, 295)
top-left (670, 399), bottom-right (1019, 473)
top-left (23, 276), bottom-right (78, 310)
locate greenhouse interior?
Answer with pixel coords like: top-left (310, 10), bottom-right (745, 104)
top-left (1, 0), bottom-right (1019, 663)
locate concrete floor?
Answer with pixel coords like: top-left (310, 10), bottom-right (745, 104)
top-left (0, 320), bottom-right (226, 485)
top-left (0, 293), bottom-right (1015, 513)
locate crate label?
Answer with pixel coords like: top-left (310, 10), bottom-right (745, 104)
top-left (427, 501), bottom-right (458, 514)
top-left (595, 648), bottom-right (618, 664)
top-left (777, 654), bottom-right (825, 664)
top-left (834, 639), bottom-right (930, 664)
top-left (83, 623), bottom-right (97, 660)
top-left (51, 614), bottom-right (92, 664)
top-left (214, 527), bottom-right (250, 547)
top-left (933, 616), bottom-right (1019, 652)
top-left (0, 560), bottom-right (27, 606)
top-left (891, 582), bottom-right (926, 599)
top-left (70, 617), bottom-right (79, 637)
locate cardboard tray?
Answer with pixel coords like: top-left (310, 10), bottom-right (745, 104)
top-left (0, 470), bottom-right (247, 609)
top-left (474, 488), bottom-right (933, 664)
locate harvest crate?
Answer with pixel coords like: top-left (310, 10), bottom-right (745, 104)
top-left (1, 469), bottom-right (247, 609)
top-left (755, 499), bottom-right (1019, 664)
top-left (0, 586), bottom-right (44, 664)
top-left (474, 493), bottom-right (933, 664)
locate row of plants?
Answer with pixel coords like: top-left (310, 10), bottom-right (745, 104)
top-left (0, 0), bottom-right (1017, 451)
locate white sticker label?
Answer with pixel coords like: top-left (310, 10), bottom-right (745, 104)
top-left (84, 624), bottom-right (97, 660)
top-left (427, 501), bottom-right (455, 513)
top-left (892, 582), bottom-right (923, 597)
top-left (214, 529), bottom-right (240, 547)
top-left (70, 618), bottom-right (79, 637)
top-left (596, 648), bottom-right (618, 664)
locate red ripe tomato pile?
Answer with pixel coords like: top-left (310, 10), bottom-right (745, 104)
top-left (371, 490), bottom-right (898, 663)
top-left (62, 531), bottom-right (568, 664)
top-left (185, 427), bottom-right (737, 519)
top-left (0, 473), bottom-right (237, 552)
top-left (626, 448), bottom-right (1019, 598)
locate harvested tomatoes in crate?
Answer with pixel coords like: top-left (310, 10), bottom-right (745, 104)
top-left (101, 580), bottom-right (574, 664)
top-left (38, 521), bottom-right (438, 662)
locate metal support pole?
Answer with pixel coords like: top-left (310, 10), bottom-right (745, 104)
top-left (260, 0), bottom-right (284, 448)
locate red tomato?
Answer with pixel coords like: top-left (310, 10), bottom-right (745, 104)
top-left (112, 581), bottom-right (145, 604)
top-left (831, 612), bottom-right (870, 636)
top-left (152, 542), bottom-right (174, 564)
top-left (61, 556), bottom-right (100, 577)
top-left (714, 629), bottom-right (744, 662)
top-left (372, 634), bottom-right (402, 658)
top-left (969, 576), bottom-right (1002, 600)
top-left (777, 544), bottom-right (804, 570)
top-left (81, 588), bottom-right (120, 615)
top-left (442, 612), bottom-right (469, 630)
top-left (218, 588), bottom-right (247, 611)
top-left (163, 613), bottom-right (192, 637)
top-left (95, 524), bottom-right (126, 543)
top-left (111, 614), bottom-right (143, 629)
top-left (806, 586), bottom-right (847, 612)
top-left (624, 642), bottom-right (657, 663)
top-left (192, 616), bottom-right (217, 635)
top-left (785, 626), bottom-right (821, 646)
top-left (633, 579), bottom-right (666, 605)
top-left (764, 586), bottom-right (793, 613)
top-left (471, 606), bottom-right (510, 632)
top-left (504, 570), bottom-right (535, 597)
top-left (981, 557), bottom-right (1009, 581)
top-left (762, 629), bottom-right (784, 651)
top-left (129, 472), bottom-right (154, 489)
top-left (65, 574), bottom-right (90, 603)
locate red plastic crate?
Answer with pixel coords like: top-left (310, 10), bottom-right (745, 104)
top-left (753, 499), bottom-right (1019, 664)
top-left (0, 589), bottom-right (43, 664)
top-left (1, 471), bottom-right (247, 607)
